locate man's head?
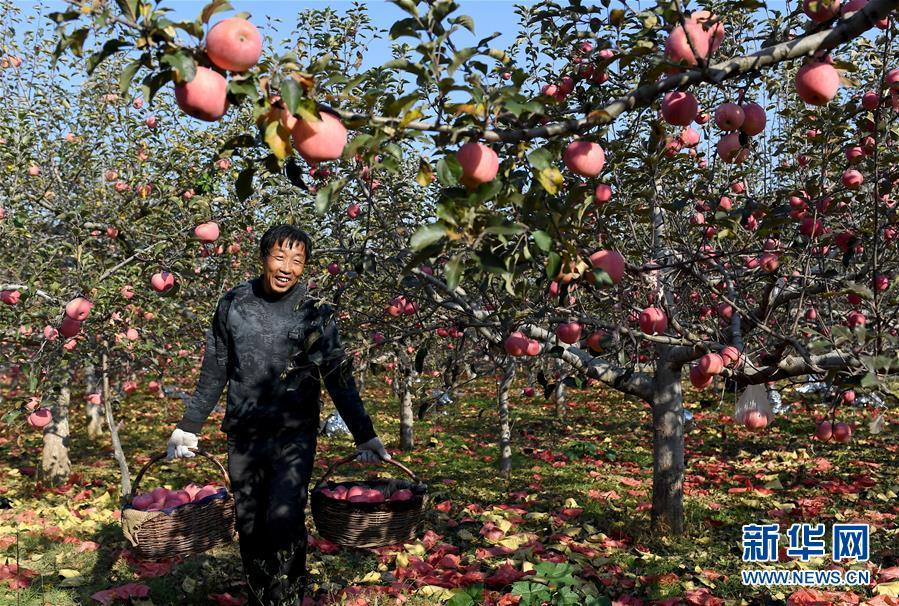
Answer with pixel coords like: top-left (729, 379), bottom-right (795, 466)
top-left (259, 224), bottom-right (313, 295)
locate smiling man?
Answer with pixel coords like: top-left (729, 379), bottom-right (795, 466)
top-left (166, 223), bottom-right (389, 606)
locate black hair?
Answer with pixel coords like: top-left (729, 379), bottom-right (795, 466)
top-left (259, 224), bottom-right (313, 262)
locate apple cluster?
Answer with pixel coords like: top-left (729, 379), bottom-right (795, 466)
top-left (128, 483), bottom-right (226, 512)
top-left (317, 484), bottom-right (414, 504)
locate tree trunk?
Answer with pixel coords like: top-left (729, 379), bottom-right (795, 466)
top-left (85, 362), bottom-right (105, 439)
top-left (553, 373), bottom-right (566, 419)
top-left (102, 349), bottom-right (132, 501)
top-left (497, 363), bottom-right (514, 474)
top-left (650, 352), bottom-right (685, 536)
top-left (397, 356), bottom-right (415, 451)
top-left (40, 385), bottom-right (71, 486)
top-left (355, 355), bottom-right (368, 395)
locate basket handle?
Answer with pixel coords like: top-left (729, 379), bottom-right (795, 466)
top-left (313, 451), bottom-right (419, 492)
top-left (126, 449), bottom-right (231, 502)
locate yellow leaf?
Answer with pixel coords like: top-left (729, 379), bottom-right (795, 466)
top-left (264, 120), bottom-right (293, 160)
top-left (58, 569), bottom-right (81, 578)
top-left (536, 167), bottom-right (563, 195)
top-left (876, 581), bottom-right (899, 597)
top-left (360, 571), bottom-right (381, 583)
top-left (400, 108), bottom-right (423, 128)
top-left (395, 552), bottom-right (410, 568)
top-left (564, 497), bottom-right (580, 508)
top-left (405, 542), bottom-right (426, 556)
top-left (416, 585), bottom-right (454, 601)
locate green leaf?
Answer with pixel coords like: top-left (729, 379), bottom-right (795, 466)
top-left (48, 10), bottom-right (81, 24)
top-left (315, 178), bottom-right (347, 216)
top-left (392, 0), bottom-right (419, 17)
top-left (483, 219), bottom-right (527, 236)
top-left (309, 53), bottom-right (333, 74)
top-left (118, 59), bottom-right (142, 96)
top-left (389, 17), bottom-right (420, 40)
top-left (546, 251), bottom-right (561, 280)
top-left (533, 230), bottom-right (552, 252)
top-left (449, 47), bottom-right (477, 76)
top-left (115, 0), bottom-right (138, 21)
top-left (160, 51), bottom-right (196, 84)
top-left (592, 269), bottom-right (614, 287)
top-left (452, 13), bottom-right (475, 32)
top-left (227, 77), bottom-right (258, 100)
top-left (436, 156), bottom-right (462, 187)
top-left (280, 78), bottom-right (304, 116)
top-left (235, 167), bottom-right (255, 202)
top-left (477, 251), bottom-right (506, 275)
top-left (199, 0), bottom-right (232, 24)
top-left (411, 223), bottom-right (447, 251)
top-left (221, 134), bottom-right (257, 152)
top-left (445, 255), bottom-right (463, 290)
top-left (141, 70), bottom-right (173, 105)
top-left (527, 147), bottom-right (553, 171)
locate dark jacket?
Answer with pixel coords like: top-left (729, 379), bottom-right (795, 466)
top-left (176, 277), bottom-right (377, 445)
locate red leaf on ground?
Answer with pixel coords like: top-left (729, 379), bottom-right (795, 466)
top-left (307, 534), bottom-right (340, 554)
top-left (90, 582), bottom-right (151, 604)
top-left (880, 567), bottom-right (899, 582)
top-left (485, 563), bottom-right (533, 588)
top-left (684, 588), bottom-right (724, 606)
top-left (209, 592), bottom-right (247, 605)
top-left (788, 588), bottom-right (860, 606)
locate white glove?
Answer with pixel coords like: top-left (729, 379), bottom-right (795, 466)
top-left (356, 436), bottom-right (390, 464)
top-left (166, 428), bottom-right (198, 460)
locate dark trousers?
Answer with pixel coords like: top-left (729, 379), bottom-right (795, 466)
top-left (227, 426), bottom-right (318, 606)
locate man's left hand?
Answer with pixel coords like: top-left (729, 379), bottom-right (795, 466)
top-left (356, 437), bottom-right (391, 464)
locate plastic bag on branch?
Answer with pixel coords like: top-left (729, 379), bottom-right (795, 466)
top-left (319, 411), bottom-right (351, 437)
top-left (734, 384), bottom-right (773, 425)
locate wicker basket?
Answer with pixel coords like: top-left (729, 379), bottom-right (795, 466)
top-left (310, 452), bottom-right (429, 549)
top-left (120, 449), bottom-right (237, 560)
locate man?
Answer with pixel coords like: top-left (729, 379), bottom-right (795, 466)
top-left (166, 224), bottom-right (389, 606)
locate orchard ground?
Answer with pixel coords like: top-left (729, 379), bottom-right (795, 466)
top-left (1, 374), bottom-right (897, 605)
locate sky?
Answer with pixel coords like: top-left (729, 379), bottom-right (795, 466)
top-left (8, 0), bottom-right (544, 73)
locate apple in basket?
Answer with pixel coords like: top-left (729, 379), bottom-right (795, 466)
top-left (183, 483), bottom-right (203, 500)
top-left (163, 490), bottom-right (191, 509)
top-left (349, 489), bottom-right (385, 503)
top-left (332, 485), bottom-right (348, 500)
top-left (131, 493), bottom-right (155, 511)
top-left (193, 485), bottom-right (220, 501)
top-left (390, 489), bottom-right (413, 502)
top-left (346, 485), bottom-right (365, 499)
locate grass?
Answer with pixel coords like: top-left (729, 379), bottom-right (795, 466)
top-left (0, 372), bottom-right (896, 605)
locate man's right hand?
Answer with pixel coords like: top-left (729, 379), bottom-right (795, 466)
top-left (166, 428), bottom-right (198, 460)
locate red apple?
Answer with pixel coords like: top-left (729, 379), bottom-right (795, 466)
top-left (815, 420), bottom-right (833, 441)
top-left (661, 91), bottom-right (698, 126)
top-left (795, 62), bottom-right (840, 106)
top-left (588, 250), bottom-right (626, 284)
top-left (194, 222), bottom-right (220, 242)
top-left (744, 410), bottom-right (768, 430)
top-left (205, 17), bottom-right (262, 72)
top-left (150, 271), bottom-right (175, 293)
top-left (714, 103), bottom-right (745, 131)
top-left (832, 422), bottom-right (852, 443)
top-left (563, 141), bottom-right (605, 177)
top-left (638, 307), bottom-right (667, 335)
top-left (555, 322), bottom-right (582, 344)
top-left (455, 142), bottom-right (499, 191)
top-left (292, 111), bottom-right (348, 163)
top-left (697, 353), bottom-right (724, 375)
top-left (27, 408), bottom-right (53, 428)
top-left (174, 66), bottom-right (229, 122)
top-left (65, 297), bottom-right (93, 321)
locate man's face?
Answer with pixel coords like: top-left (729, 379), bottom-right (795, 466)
top-left (261, 240), bottom-right (306, 295)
